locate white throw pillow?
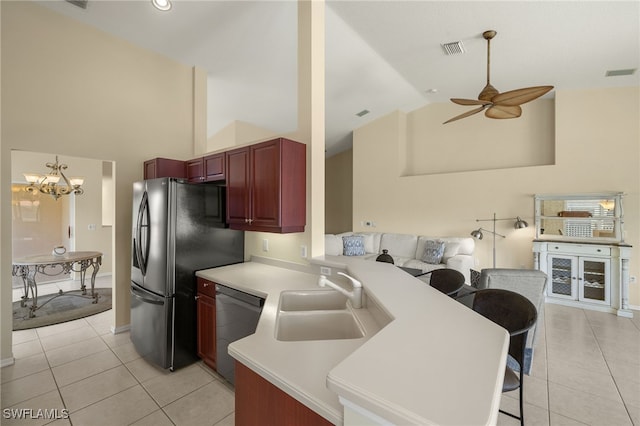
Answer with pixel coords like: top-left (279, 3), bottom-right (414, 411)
top-left (442, 242), bottom-right (461, 262)
top-left (325, 235), bottom-right (343, 256)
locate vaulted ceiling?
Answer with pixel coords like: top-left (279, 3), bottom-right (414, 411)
top-left (36, 1), bottom-right (640, 157)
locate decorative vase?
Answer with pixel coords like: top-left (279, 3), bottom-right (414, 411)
top-left (376, 249), bottom-right (394, 264)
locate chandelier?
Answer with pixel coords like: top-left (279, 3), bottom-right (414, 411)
top-left (23, 156), bottom-right (84, 200)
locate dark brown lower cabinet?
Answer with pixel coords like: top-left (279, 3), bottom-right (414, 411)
top-left (235, 361), bottom-right (333, 426)
top-left (196, 278), bottom-right (216, 370)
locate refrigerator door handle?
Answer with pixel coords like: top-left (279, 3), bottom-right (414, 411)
top-left (136, 191), bottom-right (150, 276)
top-left (131, 286), bottom-right (164, 305)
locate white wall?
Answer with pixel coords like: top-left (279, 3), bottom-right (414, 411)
top-left (352, 87), bottom-right (640, 306)
top-left (1, 2), bottom-right (198, 363)
top-left (325, 149), bottom-right (353, 234)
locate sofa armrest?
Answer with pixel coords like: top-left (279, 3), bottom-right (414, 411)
top-left (445, 255), bottom-right (474, 284)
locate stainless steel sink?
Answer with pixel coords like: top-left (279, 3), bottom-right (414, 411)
top-left (278, 290), bottom-right (348, 311)
top-left (275, 290), bottom-right (365, 341)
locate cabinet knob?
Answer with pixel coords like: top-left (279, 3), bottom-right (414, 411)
top-left (195, 295), bottom-right (200, 300)
top-left (203, 282), bottom-right (210, 287)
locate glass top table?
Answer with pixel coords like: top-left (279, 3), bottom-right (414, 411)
top-left (12, 251), bottom-right (103, 318)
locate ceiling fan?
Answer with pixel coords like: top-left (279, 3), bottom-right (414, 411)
top-left (444, 30), bottom-right (553, 124)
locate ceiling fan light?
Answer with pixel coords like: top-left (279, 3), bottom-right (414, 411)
top-left (152, 0), bottom-right (171, 11)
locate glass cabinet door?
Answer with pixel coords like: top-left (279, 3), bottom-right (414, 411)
top-left (579, 257), bottom-right (610, 305)
top-left (548, 255), bottom-right (577, 299)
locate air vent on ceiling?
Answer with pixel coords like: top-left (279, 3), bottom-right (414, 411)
top-left (66, 0), bottom-right (88, 9)
top-left (356, 110), bottom-right (370, 117)
top-left (605, 68), bottom-right (636, 77)
top-left (441, 41), bottom-right (465, 55)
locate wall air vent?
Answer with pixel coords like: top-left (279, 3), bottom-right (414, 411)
top-left (605, 68), bottom-right (636, 77)
top-left (66, 0), bottom-right (88, 9)
top-left (441, 41), bottom-right (465, 55)
top-left (356, 110), bottom-right (370, 117)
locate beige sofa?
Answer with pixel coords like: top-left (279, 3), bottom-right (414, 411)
top-left (324, 232), bottom-right (476, 284)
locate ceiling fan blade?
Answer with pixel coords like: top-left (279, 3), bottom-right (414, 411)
top-left (485, 105), bottom-right (522, 119)
top-left (450, 98), bottom-right (490, 106)
top-left (492, 85), bottom-right (554, 106)
top-left (443, 105), bottom-right (487, 124)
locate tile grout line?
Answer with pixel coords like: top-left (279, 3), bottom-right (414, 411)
top-left (584, 311), bottom-right (637, 425)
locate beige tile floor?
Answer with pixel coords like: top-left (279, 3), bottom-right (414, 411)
top-left (2, 301), bottom-right (639, 425)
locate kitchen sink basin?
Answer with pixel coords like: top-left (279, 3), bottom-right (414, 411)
top-left (275, 310), bottom-right (365, 341)
top-left (278, 290), bottom-right (348, 312)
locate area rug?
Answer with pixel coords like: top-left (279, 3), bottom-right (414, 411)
top-left (13, 288), bottom-right (112, 330)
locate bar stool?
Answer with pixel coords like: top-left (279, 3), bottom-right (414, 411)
top-left (425, 268), bottom-right (465, 297)
top-left (456, 288), bottom-right (538, 426)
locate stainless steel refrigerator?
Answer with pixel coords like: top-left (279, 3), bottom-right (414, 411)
top-left (130, 177), bottom-right (244, 371)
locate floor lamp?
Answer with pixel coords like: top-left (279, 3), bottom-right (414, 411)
top-left (471, 213), bottom-right (528, 268)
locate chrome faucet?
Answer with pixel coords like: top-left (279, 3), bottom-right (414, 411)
top-left (318, 272), bottom-right (363, 309)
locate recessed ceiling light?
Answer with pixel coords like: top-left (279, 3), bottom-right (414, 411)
top-left (605, 68), bottom-right (636, 77)
top-left (425, 89), bottom-right (438, 94)
top-left (152, 0), bottom-right (172, 11)
top-left (356, 110), bottom-right (370, 117)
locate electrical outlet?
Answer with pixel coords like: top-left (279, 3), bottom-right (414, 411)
top-left (320, 267), bottom-right (331, 276)
top-left (88, 224), bottom-right (96, 231)
top-left (300, 245), bottom-right (307, 258)
top-left (262, 239), bottom-right (269, 252)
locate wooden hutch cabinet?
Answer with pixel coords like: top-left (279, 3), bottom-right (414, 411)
top-left (225, 138), bottom-right (306, 233)
top-left (533, 193), bottom-right (633, 317)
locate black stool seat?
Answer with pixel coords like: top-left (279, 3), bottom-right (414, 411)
top-left (427, 269), bottom-right (465, 296)
top-left (455, 288), bottom-right (538, 426)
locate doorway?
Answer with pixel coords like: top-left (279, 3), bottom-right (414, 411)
top-left (11, 150), bottom-right (114, 308)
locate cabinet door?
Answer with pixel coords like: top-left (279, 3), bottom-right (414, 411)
top-left (204, 153), bottom-right (225, 182)
top-left (186, 158), bottom-right (204, 183)
top-left (547, 255), bottom-right (578, 299)
top-left (197, 293), bottom-right (216, 370)
top-left (143, 158), bottom-right (186, 179)
top-left (250, 140), bottom-right (281, 228)
top-left (226, 147), bottom-right (251, 226)
top-left (144, 159), bottom-right (157, 180)
top-left (579, 257), bottom-right (610, 305)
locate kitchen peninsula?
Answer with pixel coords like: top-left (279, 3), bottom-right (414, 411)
top-left (196, 258), bottom-right (509, 425)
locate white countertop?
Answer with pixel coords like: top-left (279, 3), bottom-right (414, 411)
top-left (196, 258), bottom-right (508, 425)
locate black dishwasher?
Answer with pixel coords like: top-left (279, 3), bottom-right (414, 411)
top-left (215, 284), bottom-right (265, 385)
